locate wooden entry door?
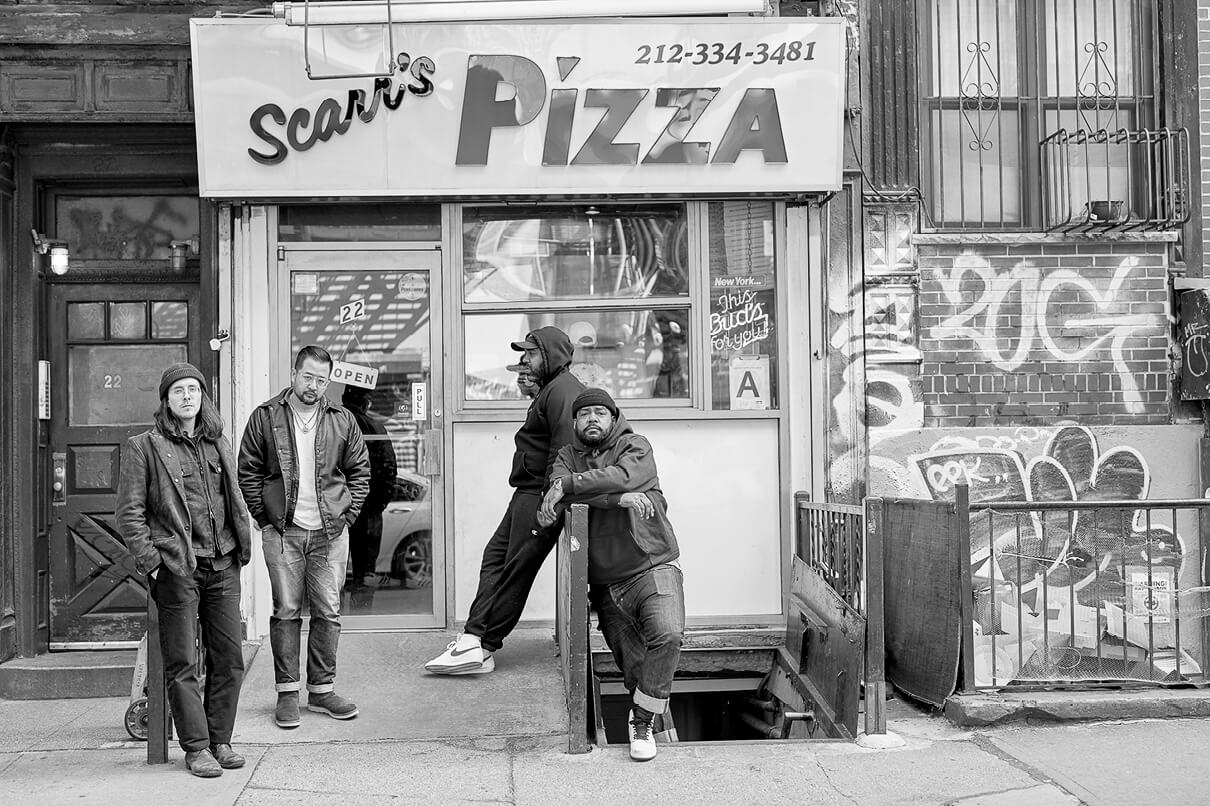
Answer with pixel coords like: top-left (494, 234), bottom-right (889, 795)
top-left (48, 283), bottom-right (203, 646)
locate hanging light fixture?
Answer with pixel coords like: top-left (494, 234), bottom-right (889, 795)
top-left (31, 230), bottom-right (70, 275)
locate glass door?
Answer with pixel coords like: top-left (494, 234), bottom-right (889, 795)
top-left (282, 248), bottom-right (443, 629)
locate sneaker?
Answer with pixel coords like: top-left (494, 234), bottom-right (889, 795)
top-left (275, 692), bottom-right (301, 729)
top-left (628, 710), bottom-right (657, 762)
top-left (424, 633), bottom-right (494, 675)
top-left (209, 743), bottom-right (245, 769)
top-left (184, 748), bottom-right (223, 778)
top-left (307, 691), bottom-right (359, 719)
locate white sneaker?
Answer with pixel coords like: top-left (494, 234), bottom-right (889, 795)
top-left (424, 633), bottom-right (494, 675)
top-left (628, 710), bottom-right (657, 762)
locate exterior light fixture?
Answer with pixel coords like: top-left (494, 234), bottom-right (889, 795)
top-left (271, 0), bottom-right (764, 26)
top-left (169, 238), bottom-right (200, 273)
top-left (31, 230), bottom-right (70, 275)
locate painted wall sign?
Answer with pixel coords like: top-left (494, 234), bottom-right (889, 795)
top-left (331, 360), bottom-right (379, 389)
top-left (190, 18), bottom-right (845, 197)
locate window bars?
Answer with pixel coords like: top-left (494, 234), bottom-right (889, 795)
top-left (917, 0), bottom-right (1170, 231)
top-left (1041, 127), bottom-right (1191, 232)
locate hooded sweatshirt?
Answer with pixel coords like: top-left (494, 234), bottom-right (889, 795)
top-left (508, 326), bottom-right (586, 491)
top-left (550, 411), bottom-right (680, 586)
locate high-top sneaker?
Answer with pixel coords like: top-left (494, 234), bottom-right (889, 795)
top-left (424, 633), bottom-right (495, 675)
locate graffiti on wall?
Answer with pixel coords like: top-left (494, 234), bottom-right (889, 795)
top-left (871, 424), bottom-right (1206, 687)
top-left (929, 253), bottom-right (1161, 413)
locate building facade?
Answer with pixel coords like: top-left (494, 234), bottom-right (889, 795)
top-left (0, 0), bottom-right (1204, 698)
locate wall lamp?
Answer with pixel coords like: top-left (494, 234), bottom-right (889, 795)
top-left (170, 238), bottom-right (200, 273)
top-left (31, 230), bottom-right (70, 275)
top-left (271, 0), bottom-right (764, 26)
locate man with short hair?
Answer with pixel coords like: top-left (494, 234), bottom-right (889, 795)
top-left (538, 387), bottom-right (684, 762)
top-left (238, 345), bottom-right (371, 729)
top-left (425, 326), bottom-right (584, 675)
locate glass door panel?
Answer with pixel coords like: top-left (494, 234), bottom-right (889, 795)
top-left (285, 249), bottom-right (443, 628)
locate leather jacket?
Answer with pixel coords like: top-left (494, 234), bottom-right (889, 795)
top-left (237, 389), bottom-right (371, 540)
top-left (116, 429), bottom-right (252, 577)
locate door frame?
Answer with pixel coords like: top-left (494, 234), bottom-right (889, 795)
top-left (277, 244), bottom-right (447, 630)
top-left (46, 281), bottom-right (205, 648)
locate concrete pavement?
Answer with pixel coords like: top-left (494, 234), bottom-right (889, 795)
top-left (2, 632), bottom-right (1208, 805)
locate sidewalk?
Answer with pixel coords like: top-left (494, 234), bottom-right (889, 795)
top-left (2, 632), bottom-right (1208, 805)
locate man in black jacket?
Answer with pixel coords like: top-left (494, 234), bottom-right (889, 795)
top-left (538, 387), bottom-right (684, 762)
top-left (425, 326), bottom-right (584, 675)
top-left (238, 345), bottom-right (370, 729)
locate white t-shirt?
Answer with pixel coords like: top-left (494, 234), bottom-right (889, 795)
top-left (291, 409), bottom-right (323, 530)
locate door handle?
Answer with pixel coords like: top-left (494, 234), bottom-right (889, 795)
top-left (420, 429), bottom-right (441, 476)
top-left (52, 452), bottom-right (67, 506)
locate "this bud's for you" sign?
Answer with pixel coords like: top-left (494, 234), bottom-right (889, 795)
top-left (190, 17), bottom-right (845, 197)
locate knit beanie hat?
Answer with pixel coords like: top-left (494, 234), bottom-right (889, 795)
top-left (572, 387), bottom-right (618, 417)
top-left (158, 362), bottom-right (206, 400)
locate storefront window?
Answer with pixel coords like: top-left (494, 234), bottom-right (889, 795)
top-left (709, 201), bottom-right (778, 410)
top-left (464, 309), bottom-right (690, 401)
top-left (463, 204), bottom-right (691, 403)
top-left (463, 205), bottom-right (688, 302)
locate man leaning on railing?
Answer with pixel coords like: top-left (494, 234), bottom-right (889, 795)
top-left (538, 388), bottom-right (684, 763)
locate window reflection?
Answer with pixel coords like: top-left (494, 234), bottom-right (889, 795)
top-left (465, 309), bottom-right (689, 402)
top-left (463, 204), bottom-right (689, 303)
top-left (56, 196), bottom-right (199, 260)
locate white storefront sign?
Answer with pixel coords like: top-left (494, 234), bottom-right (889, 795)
top-left (190, 17), bottom-right (846, 197)
top-left (331, 360), bottom-right (379, 389)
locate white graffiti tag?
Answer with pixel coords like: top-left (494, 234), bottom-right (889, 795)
top-left (929, 254), bottom-right (1158, 413)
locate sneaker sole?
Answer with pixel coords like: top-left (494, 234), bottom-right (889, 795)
top-left (275, 718), bottom-right (300, 729)
top-left (307, 704), bottom-right (359, 719)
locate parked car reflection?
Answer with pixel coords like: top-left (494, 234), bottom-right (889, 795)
top-left (374, 470), bottom-right (432, 589)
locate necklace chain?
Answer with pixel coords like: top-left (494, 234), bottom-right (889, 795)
top-left (290, 403), bottom-right (320, 433)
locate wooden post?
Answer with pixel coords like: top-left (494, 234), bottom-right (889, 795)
top-left (863, 497), bottom-right (886, 735)
top-left (558, 504), bottom-right (590, 754)
top-left (146, 595), bottom-right (171, 764)
top-left (955, 483), bottom-right (977, 694)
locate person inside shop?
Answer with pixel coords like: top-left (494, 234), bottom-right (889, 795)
top-left (425, 326), bottom-right (585, 675)
top-left (341, 385), bottom-right (397, 593)
top-left (537, 388), bottom-right (684, 762)
top-left (238, 345), bottom-right (370, 729)
top-left (116, 362), bottom-right (252, 778)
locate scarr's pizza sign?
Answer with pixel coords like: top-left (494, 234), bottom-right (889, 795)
top-left (191, 18), bottom-right (846, 197)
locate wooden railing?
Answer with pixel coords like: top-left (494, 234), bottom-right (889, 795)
top-left (555, 503), bottom-right (590, 754)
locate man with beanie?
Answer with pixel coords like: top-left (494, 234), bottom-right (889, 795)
top-left (238, 345), bottom-right (370, 729)
top-left (116, 362), bottom-right (252, 777)
top-left (538, 388), bottom-right (684, 762)
top-left (425, 326), bottom-right (584, 674)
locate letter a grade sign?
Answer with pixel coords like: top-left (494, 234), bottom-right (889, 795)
top-left (190, 18), bottom-right (845, 197)
top-left (729, 355), bottom-right (769, 411)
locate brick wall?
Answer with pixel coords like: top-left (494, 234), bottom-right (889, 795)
top-left (916, 239), bottom-right (1171, 427)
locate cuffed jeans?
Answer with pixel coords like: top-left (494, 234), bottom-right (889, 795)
top-left (151, 562), bottom-right (244, 752)
top-left (591, 564), bottom-right (685, 715)
top-left (263, 525), bottom-right (348, 694)
top-left (464, 490), bottom-right (556, 653)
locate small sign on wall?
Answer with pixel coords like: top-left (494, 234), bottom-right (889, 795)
top-left (331, 360), bottom-right (378, 389)
top-left (411, 382), bottom-right (428, 422)
top-left (729, 354), bottom-right (769, 410)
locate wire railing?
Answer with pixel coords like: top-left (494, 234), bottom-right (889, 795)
top-left (960, 496), bottom-right (1210, 691)
top-left (795, 493), bottom-right (864, 612)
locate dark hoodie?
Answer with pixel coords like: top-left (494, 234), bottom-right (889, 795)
top-left (550, 411), bottom-right (680, 586)
top-left (509, 326), bottom-right (585, 491)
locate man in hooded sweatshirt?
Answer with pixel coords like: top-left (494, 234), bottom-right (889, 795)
top-left (426, 326), bottom-right (585, 674)
top-left (537, 388), bottom-right (684, 762)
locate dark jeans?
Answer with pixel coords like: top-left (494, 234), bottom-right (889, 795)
top-left (263, 526), bottom-right (347, 694)
top-left (151, 561), bottom-right (244, 752)
top-left (464, 490), bottom-right (556, 653)
top-left (591, 564), bottom-right (685, 715)
top-left (349, 510), bottom-right (383, 580)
